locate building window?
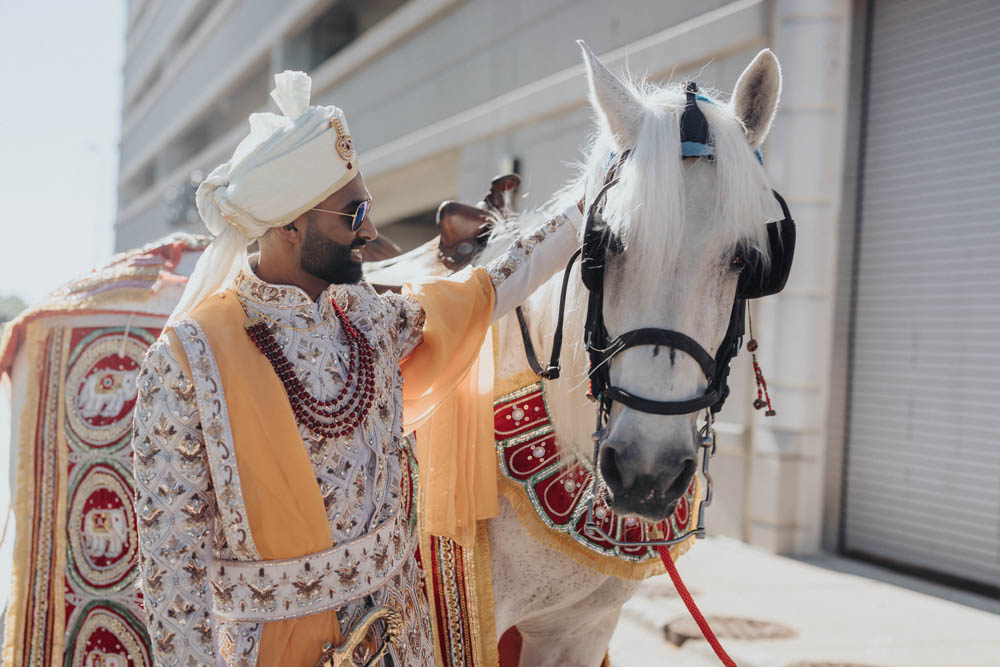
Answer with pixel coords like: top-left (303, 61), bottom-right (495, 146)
top-left (285, 0), bottom-right (408, 72)
top-left (121, 162), bottom-right (156, 205)
top-left (127, 0), bottom-right (215, 109)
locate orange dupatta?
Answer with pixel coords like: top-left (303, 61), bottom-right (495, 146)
top-left (401, 267), bottom-right (499, 548)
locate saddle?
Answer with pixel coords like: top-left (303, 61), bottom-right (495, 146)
top-left (364, 174), bottom-right (520, 291)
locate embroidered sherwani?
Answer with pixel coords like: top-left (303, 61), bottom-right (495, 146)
top-left (132, 206), bottom-right (580, 666)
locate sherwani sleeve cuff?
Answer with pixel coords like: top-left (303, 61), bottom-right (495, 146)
top-left (486, 204), bottom-right (583, 322)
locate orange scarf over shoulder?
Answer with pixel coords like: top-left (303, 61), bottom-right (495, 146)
top-left (167, 267), bottom-right (497, 666)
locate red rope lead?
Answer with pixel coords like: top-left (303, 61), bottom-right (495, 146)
top-left (657, 546), bottom-right (737, 667)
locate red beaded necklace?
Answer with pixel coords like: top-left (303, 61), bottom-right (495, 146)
top-left (245, 297), bottom-right (376, 439)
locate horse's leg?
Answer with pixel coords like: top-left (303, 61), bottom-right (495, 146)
top-left (488, 497), bottom-right (640, 665)
top-left (516, 583), bottom-right (626, 667)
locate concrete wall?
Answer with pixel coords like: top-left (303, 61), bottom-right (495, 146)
top-left (749, 0), bottom-right (854, 552)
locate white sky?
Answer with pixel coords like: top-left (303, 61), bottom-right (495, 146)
top-left (0, 0), bottom-right (124, 306)
top-left (0, 0), bottom-right (124, 602)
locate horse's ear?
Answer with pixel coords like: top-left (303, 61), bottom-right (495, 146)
top-left (731, 49), bottom-right (782, 148)
top-left (578, 40), bottom-right (643, 149)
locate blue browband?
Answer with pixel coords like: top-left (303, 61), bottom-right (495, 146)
top-left (681, 141), bottom-right (715, 158)
top-left (605, 87), bottom-right (764, 166)
top-left (606, 144), bottom-right (762, 165)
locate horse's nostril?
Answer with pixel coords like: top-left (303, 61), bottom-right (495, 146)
top-left (599, 447), bottom-right (625, 491)
top-left (666, 457), bottom-right (697, 500)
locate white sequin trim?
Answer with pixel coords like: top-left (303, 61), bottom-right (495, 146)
top-left (173, 320), bottom-right (262, 562)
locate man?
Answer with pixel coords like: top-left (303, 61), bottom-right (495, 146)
top-left (132, 71), bottom-right (582, 666)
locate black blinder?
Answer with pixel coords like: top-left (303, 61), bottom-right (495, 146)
top-left (580, 178), bottom-right (619, 293)
top-left (736, 190), bottom-right (796, 299)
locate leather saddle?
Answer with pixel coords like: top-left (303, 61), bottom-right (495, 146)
top-left (364, 174), bottom-right (520, 292)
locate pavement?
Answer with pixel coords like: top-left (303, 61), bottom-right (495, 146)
top-left (607, 537), bottom-right (1000, 667)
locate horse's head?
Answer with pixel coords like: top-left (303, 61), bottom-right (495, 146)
top-left (577, 43), bottom-right (783, 521)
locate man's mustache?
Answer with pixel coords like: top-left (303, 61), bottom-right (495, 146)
top-left (350, 238), bottom-right (366, 250)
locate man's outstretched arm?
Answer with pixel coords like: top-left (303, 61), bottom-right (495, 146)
top-left (386, 202), bottom-right (584, 359)
top-left (485, 203), bottom-right (583, 321)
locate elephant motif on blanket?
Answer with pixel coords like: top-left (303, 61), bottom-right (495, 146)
top-left (84, 648), bottom-right (128, 667)
top-left (76, 368), bottom-right (139, 420)
top-left (82, 506), bottom-right (129, 559)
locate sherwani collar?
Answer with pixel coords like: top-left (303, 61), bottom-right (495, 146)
top-left (233, 259), bottom-right (380, 327)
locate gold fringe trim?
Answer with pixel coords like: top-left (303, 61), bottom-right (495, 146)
top-left (496, 475), bottom-right (701, 581)
top-left (2, 322), bottom-right (46, 666)
top-left (492, 369), bottom-right (539, 401)
top-left (50, 331), bottom-right (71, 662)
top-left (490, 326), bottom-right (702, 580)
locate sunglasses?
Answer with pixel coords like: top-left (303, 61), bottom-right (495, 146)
top-left (311, 198), bottom-right (371, 232)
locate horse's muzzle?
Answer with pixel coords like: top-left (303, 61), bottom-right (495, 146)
top-left (598, 441), bottom-right (697, 522)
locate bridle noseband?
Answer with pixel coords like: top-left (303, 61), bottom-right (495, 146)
top-left (515, 82), bottom-right (796, 547)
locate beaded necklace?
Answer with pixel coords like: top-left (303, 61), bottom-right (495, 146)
top-left (244, 297), bottom-right (375, 439)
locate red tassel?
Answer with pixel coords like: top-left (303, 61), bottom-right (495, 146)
top-left (747, 310), bottom-right (776, 417)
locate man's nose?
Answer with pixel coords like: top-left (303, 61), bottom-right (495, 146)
top-left (358, 214), bottom-right (378, 242)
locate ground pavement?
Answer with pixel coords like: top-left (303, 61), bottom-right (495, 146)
top-left (608, 537), bottom-right (1000, 667)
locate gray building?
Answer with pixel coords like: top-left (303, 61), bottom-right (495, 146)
top-left (117, 0), bottom-right (1000, 593)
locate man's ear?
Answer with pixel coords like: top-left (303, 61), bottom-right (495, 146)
top-left (269, 216), bottom-right (306, 246)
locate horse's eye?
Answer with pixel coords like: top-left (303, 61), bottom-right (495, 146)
top-left (731, 248), bottom-right (745, 270)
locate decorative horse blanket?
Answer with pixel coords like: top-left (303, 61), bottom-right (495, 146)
top-left (0, 235), bottom-right (208, 666)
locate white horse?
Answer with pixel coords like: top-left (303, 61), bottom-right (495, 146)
top-left (483, 43), bottom-right (783, 666)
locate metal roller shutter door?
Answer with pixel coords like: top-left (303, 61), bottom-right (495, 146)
top-left (844, 0), bottom-right (1000, 587)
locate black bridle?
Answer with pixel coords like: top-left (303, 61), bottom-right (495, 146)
top-left (515, 82), bottom-right (796, 546)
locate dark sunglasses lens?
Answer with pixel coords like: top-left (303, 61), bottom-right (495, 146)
top-left (352, 200), bottom-right (369, 231)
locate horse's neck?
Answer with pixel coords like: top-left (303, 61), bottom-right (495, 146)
top-left (495, 269), bottom-right (597, 458)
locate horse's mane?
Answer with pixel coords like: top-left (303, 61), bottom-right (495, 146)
top-left (482, 76), bottom-right (777, 274)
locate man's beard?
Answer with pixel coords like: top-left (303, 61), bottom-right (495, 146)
top-left (300, 223), bottom-right (365, 285)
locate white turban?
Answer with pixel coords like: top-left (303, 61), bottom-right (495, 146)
top-left (168, 70), bottom-right (359, 323)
